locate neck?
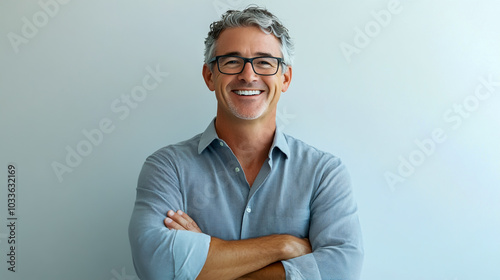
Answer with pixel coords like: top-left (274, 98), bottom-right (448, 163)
top-left (215, 112), bottom-right (276, 186)
top-left (215, 114), bottom-right (276, 156)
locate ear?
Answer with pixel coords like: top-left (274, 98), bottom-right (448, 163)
top-left (202, 64), bottom-right (216, 91)
top-left (281, 66), bottom-right (292, 92)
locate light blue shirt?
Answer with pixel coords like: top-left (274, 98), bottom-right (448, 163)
top-left (129, 119), bottom-right (363, 280)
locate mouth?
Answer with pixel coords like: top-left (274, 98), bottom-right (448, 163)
top-left (233, 90), bottom-right (262, 96)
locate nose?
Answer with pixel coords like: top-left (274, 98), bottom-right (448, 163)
top-left (237, 61), bottom-right (258, 83)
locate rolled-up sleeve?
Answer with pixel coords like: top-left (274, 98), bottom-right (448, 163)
top-left (281, 159), bottom-right (364, 280)
top-left (128, 153), bottom-right (211, 280)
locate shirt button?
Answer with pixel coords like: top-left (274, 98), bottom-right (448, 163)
top-left (235, 167), bottom-right (240, 172)
top-left (246, 207), bottom-right (252, 213)
top-left (219, 141), bottom-right (224, 146)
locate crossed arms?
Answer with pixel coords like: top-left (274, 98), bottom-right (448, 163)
top-left (129, 152), bottom-right (363, 280)
top-left (164, 209), bottom-right (311, 280)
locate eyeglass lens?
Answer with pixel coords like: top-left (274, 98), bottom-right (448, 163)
top-left (218, 56), bottom-right (279, 75)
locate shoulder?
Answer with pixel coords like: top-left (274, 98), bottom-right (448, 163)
top-left (280, 134), bottom-right (352, 195)
top-left (145, 133), bottom-right (203, 167)
top-left (282, 133), bottom-right (343, 168)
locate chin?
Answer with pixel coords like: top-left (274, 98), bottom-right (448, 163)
top-left (231, 109), bottom-right (266, 120)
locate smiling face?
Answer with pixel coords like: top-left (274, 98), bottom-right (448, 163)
top-left (203, 26), bottom-right (292, 123)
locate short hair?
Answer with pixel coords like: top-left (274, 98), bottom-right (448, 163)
top-left (204, 6), bottom-right (294, 72)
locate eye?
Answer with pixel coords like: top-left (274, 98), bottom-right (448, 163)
top-left (220, 57), bottom-right (243, 67)
top-left (254, 58), bottom-right (276, 68)
top-left (257, 61), bottom-right (272, 66)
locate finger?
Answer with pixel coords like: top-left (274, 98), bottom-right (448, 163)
top-left (165, 210), bottom-right (188, 230)
top-left (166, 210), bottom-right (202, 233)
top-left (175, 210), bottom-right (202, 232)
top-left (175, 210), bottom-right (202, 233)
top-left (164, 216), bottom-right (185, 230)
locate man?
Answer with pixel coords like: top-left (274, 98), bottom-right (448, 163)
top-left (129, 6), bottom-right (363, 280)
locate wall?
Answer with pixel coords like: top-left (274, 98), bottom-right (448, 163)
top-left (1, 0), bottom-right (499, 279)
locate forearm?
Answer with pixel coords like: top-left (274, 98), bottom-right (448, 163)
top-left (164, 210), bottom-right (310, 280)
top-left (237, 262), bottom-right (286, 280)
top-left (196, 235), bottom-right (304, 280)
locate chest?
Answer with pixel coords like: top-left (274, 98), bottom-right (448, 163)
top-left (180, 165), bottom-right (314, 240)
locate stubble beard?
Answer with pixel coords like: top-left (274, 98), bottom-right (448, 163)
top-left (227, 97), bottom-right (268, 120)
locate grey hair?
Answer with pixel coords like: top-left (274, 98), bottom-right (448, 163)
top-left (204, 6), bottom-right (294, 72)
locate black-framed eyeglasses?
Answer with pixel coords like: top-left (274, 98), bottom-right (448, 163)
top-left (208, 55), bottom-right (285, 76)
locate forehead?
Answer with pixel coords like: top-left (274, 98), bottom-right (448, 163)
top-left (215, 26), bottom-right (282, 57)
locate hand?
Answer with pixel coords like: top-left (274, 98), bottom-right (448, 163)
top-left (164, 210), bottom-right (202, 233)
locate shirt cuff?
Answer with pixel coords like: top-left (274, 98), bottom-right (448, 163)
top-left (172, 230), bottom-right (211, 279)
top-left (281, 254), bottom-right (321, 280)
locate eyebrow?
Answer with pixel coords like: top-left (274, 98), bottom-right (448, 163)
top-left (221, 51), bottom-right (277, 57)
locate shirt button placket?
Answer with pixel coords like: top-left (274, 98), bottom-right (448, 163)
top-left (241, 204), bottom-right (252, 238)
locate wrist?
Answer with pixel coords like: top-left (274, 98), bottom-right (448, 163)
top-left (276, 234), bottom-right (312, 260)
top-left (278, 234), bottom-right (295, 259)
top-left (256, 234), bottom-right (292, 261)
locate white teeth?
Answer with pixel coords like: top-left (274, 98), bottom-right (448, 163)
top-left (234, 90), bottom-right (261, 96)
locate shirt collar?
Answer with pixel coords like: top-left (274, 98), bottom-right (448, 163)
top-left (270, 125), bottom-right (290, 159)
top-left (198, 118), bottom-right (219, 154)
top-left (198, 118), bottom-right (290, 159)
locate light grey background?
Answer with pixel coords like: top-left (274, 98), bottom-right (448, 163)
top-left (1, 0), bottom-right (499, 279)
